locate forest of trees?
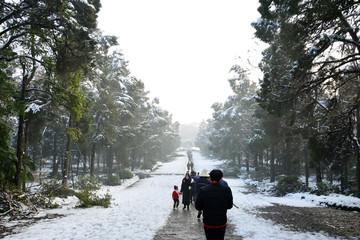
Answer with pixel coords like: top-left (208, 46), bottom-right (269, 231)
top-left (0, 0), bottom-right (180, 191)
top-left (195, 1), bottom-right (360, 197)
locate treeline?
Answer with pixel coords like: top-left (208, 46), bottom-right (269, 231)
top-left (0, 0), bottom-right (180, 190)
top-left (196, 1), bottom-right (360, 196)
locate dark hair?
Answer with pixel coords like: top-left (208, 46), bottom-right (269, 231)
top-left (174, 185), bottom-right (178, 189)
top-left (209, 169), bottom-right (223, 182)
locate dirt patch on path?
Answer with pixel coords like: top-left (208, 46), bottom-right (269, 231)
top-left (153, 204), bottom-right (240, 240)
top-left (257, 204), bottom-right (360, 239)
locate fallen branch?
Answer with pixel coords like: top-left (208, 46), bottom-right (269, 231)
top-left (0, 208), bottom-right (14, 216)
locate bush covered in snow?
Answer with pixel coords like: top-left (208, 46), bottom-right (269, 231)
top-left (100, 175), bottom-right (122, 186)
top-left (41, 179), bottom-right (76, 199)
top-left (310, 182), bottom-right (340, 196)
top-left (75, 177), bottom-right (111, 208)
top-left (118, 169), bottom-right (133, 180)
top-left (272, 176), bottom-right (309, 196)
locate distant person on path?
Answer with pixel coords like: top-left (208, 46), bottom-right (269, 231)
top-left (187, 149), bottom-right (193, 161)
top-left (172, 185), bottom-right (181, 209)
top-left (195, 169), bottom-right (210, 218)
top-left (187, 160), bottom-right (193, 172)
top-left (180, 173), bottom-right (192, 210)
top-left (186, 150), bottom-right (193, 172)
top-left (195, 169), bottom-right (233, 240)
top-left (190, 171), bottom-right (198, 203)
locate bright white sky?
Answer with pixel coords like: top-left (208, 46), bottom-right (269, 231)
top-left (97, 0), bottom-right (264, 124)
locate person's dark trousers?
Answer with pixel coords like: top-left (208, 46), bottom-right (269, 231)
top-left (173, 199), bottom-right (179, 208)
top-left (204, 226), bottom-right (226, 240)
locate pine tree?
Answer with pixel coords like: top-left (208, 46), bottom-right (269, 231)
top-left (1, 0), bottom-right (101, 188)
top-left (253, 0), bottom-right (360, 192)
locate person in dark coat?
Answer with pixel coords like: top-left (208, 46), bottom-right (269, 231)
top-left (195, 169), bottom-right (233, 240)
top-left (180, 173), bottom-right (192, 210)
top-left (190, 171), bottom-right (198, 203)
top-left (220, 178), bottom-right (228, 186)
top-left (195, 169), bottom-right (210, 218)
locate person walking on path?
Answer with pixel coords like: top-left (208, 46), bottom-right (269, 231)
top-left (195, 169), bottom-right (233, 240)
top-left (180, 173), bottom-right (192, 210)
top-left (195, 169), bottom-right (210, 218)
top-left (190, 170), bottom-right (198, 203)
top-left (172, 185), bottom-right (181, 209)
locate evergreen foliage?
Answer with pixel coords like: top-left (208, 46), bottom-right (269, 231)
top-left (75, 177), bottom-right (111, 208)
top-left (41, 179), bottom-right (76, 199)
top-left (0, 0), bottom-right (180, 193)
top-left (195, 1), bottom-right (360, 197)
top-left (272, 176), bottom-right (308, 197)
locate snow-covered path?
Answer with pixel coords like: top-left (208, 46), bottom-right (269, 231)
top-left (3, 152), bottom-right (220, 240)
top-left (4, 151), bottom-right (351, 240)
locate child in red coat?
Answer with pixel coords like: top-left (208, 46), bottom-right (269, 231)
top-left (172, 185), bottom-right (181, 209)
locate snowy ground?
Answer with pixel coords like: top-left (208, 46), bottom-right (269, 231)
top-left (4, 151), bottom-right (360, 240)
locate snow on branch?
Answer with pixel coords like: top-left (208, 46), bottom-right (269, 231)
top-left (25, 101), bottom-right (51, 113)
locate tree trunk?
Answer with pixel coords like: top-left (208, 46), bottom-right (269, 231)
top-left (15, 76), bottom-right (27, 189)
top-left (237, 152), bottom-right (242, 168)
top-left (97, 150), bottom-right (100, 173)
top-left (76, 152), bottom-right (80, 175)
top-left (107, 147), bottom-right (113, 180)
top-left (62, 115), bottom-right (73, 186)
top-left (90, 142), bottom-right (96, 177)
top-left (341, 160), bottom-right (349, 193)
top-left (52, 131), bottom-right (58, 177)
top-left (328, 168), bottom-right (333, 184)
top-left (39, 141), bottom-right (43, 184)
top-left (83, 150), bottom-right (87, 174)
top-left (304, 148), bottom-right (309, 187)
top-left (254, 153), bottom-right (259, 172)
top-left (316, 161), bottom-right (322, 184)
top-left (246, 152), bottom-right (250, 172)
top-left (103, 150), bottom-right (107, 173)
top-left (356, 108), bottom-right (360, 197)
top-left (131, 151), bottom-right (135, 171)
top-left (270, 146), bottom-right (275, 182)
top-left (15, 46), bottom-right (37, 189)
top-left (259, 151), bottom-right (264, 181)
top-left (114, 149), bottom-right (120, 173)
top-left (345, 160), bottom-right (348, 187)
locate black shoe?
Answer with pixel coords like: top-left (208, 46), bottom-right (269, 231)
top-left (183, 206), bottom-right (186, 210)
top-left (197, 212), bottom-right (201, 218)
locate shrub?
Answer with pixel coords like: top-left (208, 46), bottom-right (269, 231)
top-left (141, 159), bottom-right (156, 170)
top-left (75, 176), bottom-right (112, 208)
top-left (137, 172), bottom-right (149, 179)
top-left (222, 167), bottom-right (240, 178)
top-left (272, 176), bottom-right (308, 196)
top-left (41, 179), bottom-right (76, 198)
top-left (118, 169), bottom-right (133, 180)
top-left (102, 175), bottom-right (122, 186)
top-left (345, 185), bottom-right (359, 197)
top-left (250, 170), bottom-right (265, 182)
top-left (75, 176), bottom-right (101, 191)
top-left (311, 182), bottom-right (340, 196)
top-left (76, 190), bottom-right (111, 208)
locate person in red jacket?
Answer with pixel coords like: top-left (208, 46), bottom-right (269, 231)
top-left (172, 185), bottom-right (181, 209)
